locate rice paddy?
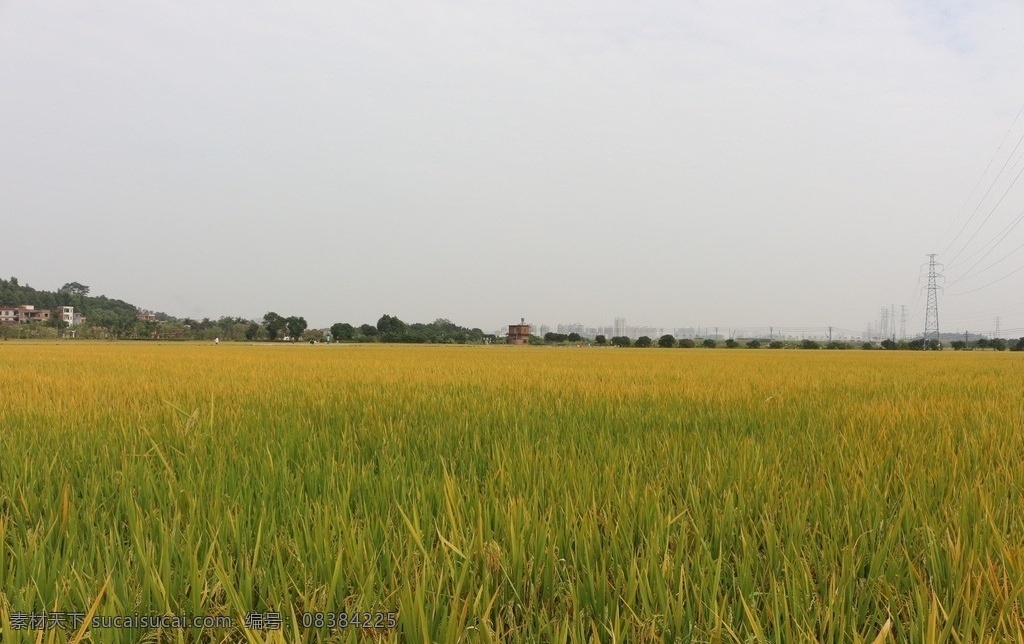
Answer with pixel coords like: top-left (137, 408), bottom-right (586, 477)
top-left (1, 342), bottom-right (1023, 642)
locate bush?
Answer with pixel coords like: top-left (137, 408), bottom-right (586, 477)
top-left (826, 341), bottom-right (845, 350)
top-left (1012, 337), bottom-right (1024, 351)
top-left (801, 339), bottom-right (820, 350)
top-left (861, 342), bottom-right (875, 350)
top-left (770, 341), bottom-right (784, 349)
top-left (725, 339), bottom-right (739, 348)
top-left (702, 339), bottom-right (717, 348)
top-left (746, 339), bottom-right (762, 349)
top-left (880, 339), bottom-right (897, 350)
top-left (678, 338), bottom-right (696, 348)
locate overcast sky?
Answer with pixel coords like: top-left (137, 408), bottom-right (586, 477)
top-left (3, 1), bottom-right (1024, 334)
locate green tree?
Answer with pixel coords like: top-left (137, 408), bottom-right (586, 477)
top-left (746, 339), bottom-right (762, 348)
top-left (801, 339), bottom-right (820, 349)
top-left (702, 339), bottom-right (716, 348)
top-left (377, 314), bottom-right (407, 339)
top-left (285, 316), bottom-right (307, 341)
top-left (657, 334), bottom-right (676, 348)
top-left (330, 322), bottom-right (356, 341)
top-left (678, 338), bottom-right (696, 348)
top-left (245, 323), bottom-right (260, 341)
top-left (359, 324), bottom-right (379, 338)
top-left (635, 336), bottom-right (653, 348)
top-left (60, 282), bottom-right (90, 298)
top-left (595, 335), bottom-right (607, 345)
top-left (725, 338), bottom-right (739, 348)
top-left (610, 336), bottom-right (631, 347)
top-left (263, 312), bottom-right (285, 341)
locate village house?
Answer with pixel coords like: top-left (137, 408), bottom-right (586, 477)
top-left (507, 318), bottom-right (531, 346)
top-left (0, 305), bottom-right (80, 326)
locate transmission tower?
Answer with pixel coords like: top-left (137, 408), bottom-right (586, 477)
top-left (924, 254), bottom-right (942, 346)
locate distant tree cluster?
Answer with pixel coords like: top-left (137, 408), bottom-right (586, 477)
top-left (583, 332), bottom-right (1024, 351)
top-left (261, 312), bottom-right (307, 341)
top-left (543, 332), bottom-right (583, 344)
top-left (326, 314), bottom-right (486, 344)
top-left (950, 337), bottom-right (1019, 351)
top-left (533, 330), bottom-right (1024, 352)
top-left (0, 277), bottom-right (502, 344)
top-left (1, 277), bottom-right (150, 339)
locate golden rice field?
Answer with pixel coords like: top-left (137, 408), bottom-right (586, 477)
top-left (1, 342), bottom-right (1024, 643)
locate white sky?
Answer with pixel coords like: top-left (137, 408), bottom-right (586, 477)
top-left (2, 1), bottom-right (1024, 334)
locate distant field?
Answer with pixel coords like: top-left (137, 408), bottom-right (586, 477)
top-left (1, 343), bottom-right (1023, 642)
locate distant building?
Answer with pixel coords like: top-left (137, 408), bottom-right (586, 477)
top-left (507, 318), bottom-right (531, 346)
top-left (56, 306), bottom-right (74, 326)
top-left (0, 305), bottom-right (52, 325)
top-left (0, 305), bottom-right (82, 326)
top-left (137, 311), bottom-right (156, 322)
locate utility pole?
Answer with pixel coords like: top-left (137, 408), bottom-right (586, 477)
top-left (924, 254), bottom-right (942, 347)
top-left (900, 305), bottom-right (907, 341)
top-left (994, 316), bottom-right (1001, 339)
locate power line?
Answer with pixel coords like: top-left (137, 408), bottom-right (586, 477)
top-left (945, 209), bottom-right (1024, 287)
top-left (947, 261), bottom-right (1024, 296)
top-left (948, 232), bottom-right (1024, 288)
top-left (941, 103), bottom-right (1024, 261)
top-left (945, 159), bottom-right (1024, 270)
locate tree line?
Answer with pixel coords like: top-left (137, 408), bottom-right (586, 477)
top-left (328, 315), bottom-right (490, 344)
top-left (547, 333), bottom-right (1024, 351)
